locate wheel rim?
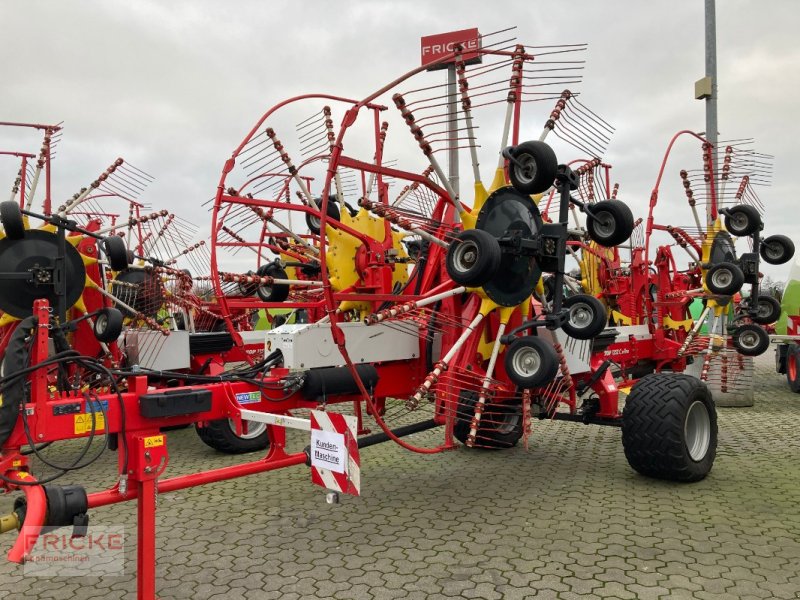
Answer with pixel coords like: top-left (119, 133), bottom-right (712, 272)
top-left (512, 346), bottom-right (541, 378)
top-left (789, 353), bottom-right (798, 382)
top-left (711, 268), bottom-right (732, 289)
top-left (514, 153), bottom-right (537, 184)
top-left (568, 302), bottom-right (594, 329)
top-left (452, 240), bottom-right (479, 274)
top-left (738, 330), bottom-right (760, 350)
top-left (592, 211), bottom-right (615, 238)
top-left (95, 314), bottom-right (108, 333)
top-left (684, 400), bottom-right (711, 461)
top-left (494, 411), bottom-right (520, 434)
top-left (756, 300), bottom-right (773, 320)
top-left (228, 419), bottom-right (267, 440)
top-left (308, 215), bottom-right (321, 230)
top-left (765, 242), bottom-right (783, 261)
top-left (729, 212), bottom-right (748, 232)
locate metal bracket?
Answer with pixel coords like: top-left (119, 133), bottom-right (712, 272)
top-left (238, 410), bottom-right (311, 431)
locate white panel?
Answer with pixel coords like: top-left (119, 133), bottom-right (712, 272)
top-left (537, 328), bottom-right (592, 375)
top-left (238, 409), bottom-right (311, 430)
top-left (239, 330), bottom-right (267, 345)
top-left (266, 321), bottom-right (420, 369)
top-left (124, 330), bottom-right (190, 370)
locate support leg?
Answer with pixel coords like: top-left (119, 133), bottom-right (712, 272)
top-left (137, 478), bottom-right (157, 600)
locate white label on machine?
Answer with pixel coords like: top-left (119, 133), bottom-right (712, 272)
top-left (310, 429), bottom-right (347, 474)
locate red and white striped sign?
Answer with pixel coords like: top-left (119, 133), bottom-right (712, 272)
top-left (310, 410), bottom-right (360, 496)
top-left (789, 316), bottom-right (800, 336)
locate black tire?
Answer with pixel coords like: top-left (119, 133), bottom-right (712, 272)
top-left (112, 268), bottom-right (164, 317)
top-left (585, 200), bottom-right (635, 247)
top-left (507, 141), bottom-right (558, 195)
top-left (732, 324), bottom-right (770, 356)
top-left (561, 294), bottom-right (607, 340)
top-left (453, 391), bottom-right (523, 449)
top-left (0, 201), bottom-right (25, 240)
top-left (542, 276), bottom-right (558, 304)
top-left (724, 204), bottom-right (761, 237)
top-left (622, 373), bottom-right (717, 482)
top-left (0, 318), bottom-right (33, 447)
top-left (776, 344), bottom-right (787, 374)
top-left (760, 234), bottom-right (795, 266)
top-left (710, 231), bottom-right (736, 264)
top-left (705, 262), bottom-right (744, 295)
top-left (445, 229), bottom-right (501, 287)
top-left (752, 295), bottom-right (782, 325)
top-left (305, 196), bottom-right (341, 235)
top-left (93, 307), bottom-right (124, 343)
top-left (503, 336), bottom-right (559, 388)
top-left (255, 263), bottom-right (290, 302)
top-left (786, 345), bottom-right (800, 393)
top-left (102, 236), bottom-right (130, 271)
top-left (196, 419), bottom-right (270, 454)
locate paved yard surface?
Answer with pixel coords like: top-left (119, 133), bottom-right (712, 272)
top-left (0, 354), bottom-right (798, 599)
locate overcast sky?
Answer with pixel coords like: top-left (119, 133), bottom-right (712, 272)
top-left (2, 0), bottom-right (798, 278)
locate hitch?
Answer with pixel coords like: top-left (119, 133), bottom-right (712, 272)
top-left (0, 510), bottom-right (22, 535)
top-left (5, 484), bottom-right (90, 538)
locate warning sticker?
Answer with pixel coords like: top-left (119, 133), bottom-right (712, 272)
top-left (235, 391), bottom-right (261, 405)
top-left (144, 435), bottom-right (165, 448)
top-left (74, 412), bottom-right (105, 435)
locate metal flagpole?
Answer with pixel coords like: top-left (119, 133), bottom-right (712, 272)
top-left (447, 64), bottom-right (460, 197)
top-left (704, 0), bottom-right (718, 223)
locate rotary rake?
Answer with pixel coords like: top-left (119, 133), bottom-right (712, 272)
top-left (539, 131), bottom-right (793, 422)
top-left (0, 122), bottom-right (276, 454)
top-left (0, 34), bottom-right (788, 600)
top-left (0, 122), bottom-right (160, 370)
top-left (208, 34), bottom-right (643, 453)
top-left (638, 134), bottom-right (792, 374)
